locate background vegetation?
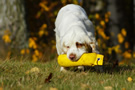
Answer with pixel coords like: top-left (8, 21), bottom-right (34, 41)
top-left (0, 0), bottom-right (135, 89)
top-left (0, 0), bottom-right (134, 64)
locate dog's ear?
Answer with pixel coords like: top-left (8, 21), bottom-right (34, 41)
top-left (85, 43), bottom-right (92, 53)
top-left (84, 36), bottom-right (99, 53)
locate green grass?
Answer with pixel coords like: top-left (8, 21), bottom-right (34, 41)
top-left (0, 59), bottom-right (135, 90)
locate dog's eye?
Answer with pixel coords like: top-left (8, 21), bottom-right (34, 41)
top-left (76, 42), bottom-right (84, 48)
top-left (67, 46), bottom-right (70, 48)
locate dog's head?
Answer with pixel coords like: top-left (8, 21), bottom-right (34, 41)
top-left (61, 29), bottom-right (93, 61)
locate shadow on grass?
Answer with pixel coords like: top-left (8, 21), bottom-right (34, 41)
top-left (70, 64), bottom-right (134, 75)
top-left (84, 64), bottom-right (134, 74)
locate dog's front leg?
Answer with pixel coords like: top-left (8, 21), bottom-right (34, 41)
top-left (78, 66), bottom-right (84, 71)
top-left (60, 67), bottom-right (69, 72)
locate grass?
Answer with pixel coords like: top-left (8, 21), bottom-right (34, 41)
top-left (0, 58), bottom-right (135, 90)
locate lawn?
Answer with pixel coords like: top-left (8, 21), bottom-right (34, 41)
top-left (0, 58), bottom-right (135, 90)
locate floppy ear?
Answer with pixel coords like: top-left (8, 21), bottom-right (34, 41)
top-left (84, 35), bottom-right (99, 53)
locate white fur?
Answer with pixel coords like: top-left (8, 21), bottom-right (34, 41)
top-left (54, 4), bottom-right (98, 71)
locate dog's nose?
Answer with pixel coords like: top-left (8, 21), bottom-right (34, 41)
top-left (69, 54), bottom-right (76, 60)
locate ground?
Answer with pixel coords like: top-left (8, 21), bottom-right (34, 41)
top-left (0, 59), bottom-right (135, 90)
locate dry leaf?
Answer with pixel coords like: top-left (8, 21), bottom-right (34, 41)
top-left (45, 73), bottom-right (53, 83)
top-left (122, 88), bottom-right (126, 90)
top-left (81, 83), bottom-right (91, 89)
top-left (127, 77), bottom-right (132, 82)
top-left (104, 86), bottom-right (112, 90)
top-left (0, 87), bottom-right (3, 90)
top-left (50, 87), bottom-right (58, 90)
top-left (25, 67), bottom-right (40, 74)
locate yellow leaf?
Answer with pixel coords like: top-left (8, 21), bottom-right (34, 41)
top-left (117, 33), bottom-right (124, 43)
top-left (105, 18), bottom-right (109, 22)
top-left (95, 13), bottom-right (100, 19)
top-left (127, 77), bottom-right (132, 82)
top-left (61, 0), bottom-right (66, 5)
top-left (98, 29), bottom-right (109, 40)
top-left (104, 86), bottom-right (112, 90)
top-left (39, 3), bottom-right (49, 11)
top-left (38, 30), bottom-right (45, 37)
top-left (123, 51), bottom-right (132, 59)
top-left (34, 50), bottom-right (40, 56)
top-left (107, 11), bottom-right (111, 16)
top-left (100, 20), bottom-right (105, 27)
top-left (119, 59), bottom-right (128, 65)
top-left (2, 35), bottom-right (11, 43)
top-left (133, 52), bottom-right (135, 58)
top-left (125, 42), bottom-right (129, 49)
top-left (20, 49), bottom-right (25, 55)
top-left (50, 87), bottom-right (58, 90)
top-left (29, 38), bottom-right (37, 49)
top-left (41, 24), bottom-right (47, 29)
top-left (32, 54), bottom-right (38, 62)
top-left (108, 48), bottom-right (112, 55)
top-left (73, 0), bottom-right (79, 4)
top-left (26, 49), bottom-right (30, 54)
top-left (0, 87), bottom-right (3, 90)
top-left (121, 28), bottom-right (127, 37)
top-left (113, 45), bottom-right (120, 53)
top-left (25, 67), bottom-right (40, 74)
top-left (122, 88), bottom-right (126, 90)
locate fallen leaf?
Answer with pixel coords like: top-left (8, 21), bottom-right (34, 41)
top-left (0, 87), bottom-right (3, 90)
top-left (45, 73), bottom-right (53, 83)
top-left (127, 77), bottom-right (132, 82)
top-left (81, 83), bottom-right (91, 89)
top-left (122, 88), bottom-right (126, 90)
top-left (104, 86), bottom-right (112, 90)
top-left (50, 87), bottom-right (58, 90)
top-left (99, 80), bottom-right (104, 84)
top-left (25, 67), bottom-right (40, 74)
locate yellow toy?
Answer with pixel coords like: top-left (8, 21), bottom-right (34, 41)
top-left (57, 53), bottom-right (104, 67)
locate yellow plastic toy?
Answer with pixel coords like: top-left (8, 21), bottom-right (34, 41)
top-left (57, 53), bottom-right (104, 67)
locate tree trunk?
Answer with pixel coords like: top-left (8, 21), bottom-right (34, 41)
top-left (0, 0), bottom-right (28, 51)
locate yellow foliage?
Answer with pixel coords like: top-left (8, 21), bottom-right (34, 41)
top-left (107, 11), bottom-right (111, 16)
top-left (41, 24), bottom-right (47, 29)
top-left (20, 49), bottom-right (25, 55)
top-left (73, 0), bottom-right (79, 4)
top-left (32, 54), bottom-right (38, 62)
top-left (39, 2), bottom-right (49, 11)
top-left (38, 30), bottom-right (45, 37)
top-left (34, 50), bottom-right (40, 56)
top-left (2, 35), bottom-right (11, 43)
top-left (95, 13), bottom-right (100, 19)
top-left (123, 51), bottom-right (132, 59)
top-left (108, 45), bottom-right (121, 55)
top-left (25, 67), bottom-right (40, 74)
top-left (121, 28), bottom-right (127, 37)
top-left (39, 24), bottom-right (48, 37)
top-left (127, 77), bottom-right (132, 82)
top-left (108, 48), bottom-right (112, 55)
top-left (20, 49), bottom-right (30, 55)
top-left (100, 20), bottom-right (105, 27)
top-left (98, 29), bottom-right (109, 40)
top-left (133, 52), bottom-right (135, 58)
top-left (117, 33), bottom-right (124, 43)
top-left (105, 18), bottom-right (109, 22)
top-left (61, 0), bottom-right (66, 5)
top-left (29, 38), bottom-right (37, 49)
top-left (113, 45), bottom-right (120, 53)
top-left (125, 42), bottom-right (129, 49)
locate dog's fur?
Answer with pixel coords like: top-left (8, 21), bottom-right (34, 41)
top-left (54, 4), bottom-right (99, 71)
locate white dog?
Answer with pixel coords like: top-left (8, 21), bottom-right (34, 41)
top-left (54, 4), bottom-right (99, 71)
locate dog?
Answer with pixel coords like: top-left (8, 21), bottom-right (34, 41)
top-left (54, 4), bottom-right (99, 71)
